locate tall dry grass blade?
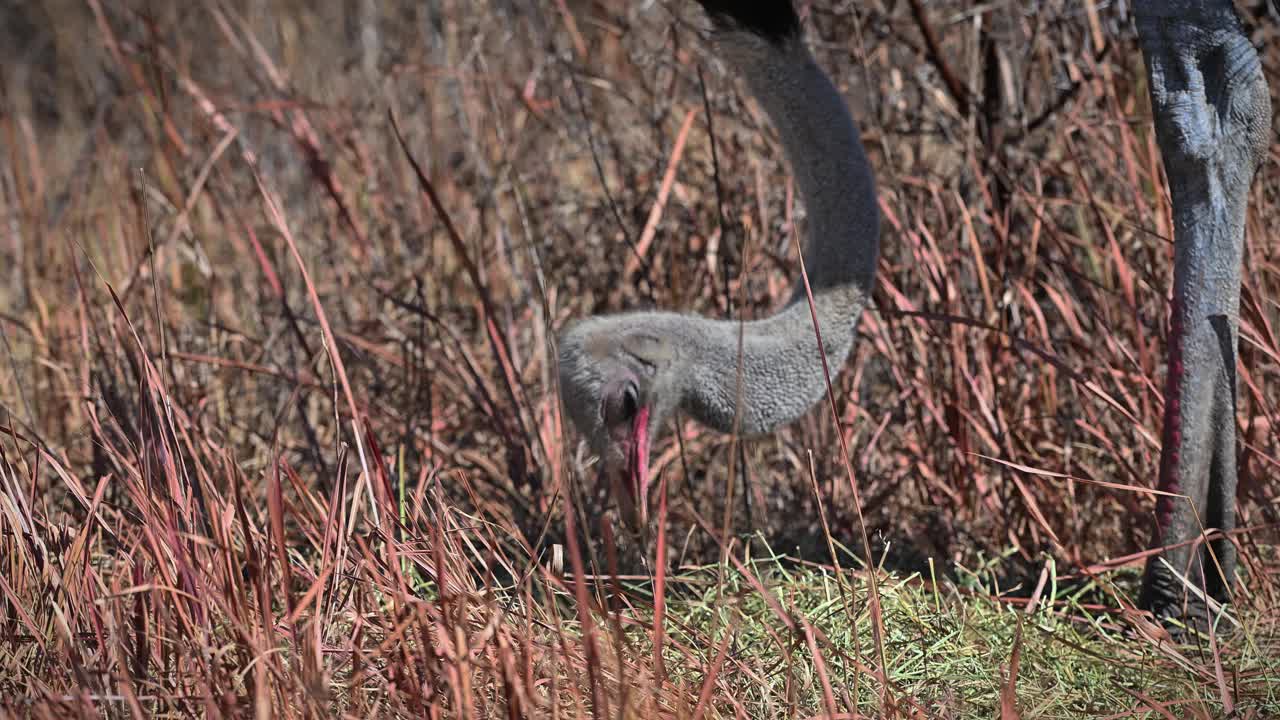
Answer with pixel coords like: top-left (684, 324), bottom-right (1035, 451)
top-left (388, 110), bottom-right (534, 486)
top-left (1000, 614), bottom-right (1024, 720)
top-left (652, 471), bottom-right (669, 694)
top-left (250, 168), bottom-right (376, 528)
top-left (689, 621), bottom-right (735, 720)
top-left (561, 494), bottom-right (609, 720)
top-left (791, 221), bottom-right (889, 705)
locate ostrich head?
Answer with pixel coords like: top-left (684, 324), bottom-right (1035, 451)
top-left (558, 316), bottom-right (680, 528)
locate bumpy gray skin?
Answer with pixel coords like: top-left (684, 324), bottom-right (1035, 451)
top-left (1134, 0), bottom-right (1271, 626)
top-left (558, 4), bottom-right (879, 525)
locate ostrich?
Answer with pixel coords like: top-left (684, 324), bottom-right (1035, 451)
top-left (557, 0), bottom-right (1271, 626)
top-left (558, 0), bottom-right (878, 530)
top-left (1134, 0), bottom-right (1271, 624)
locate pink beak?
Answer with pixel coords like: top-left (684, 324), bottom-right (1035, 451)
top-left (625, 405), bottom-right (651, 526)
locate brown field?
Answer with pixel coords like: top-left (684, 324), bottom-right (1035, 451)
top-left (1, 0), bottom-right (1278, 716)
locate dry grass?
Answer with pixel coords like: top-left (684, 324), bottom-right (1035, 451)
top-left (1, 0), bottom-right (1278, 716)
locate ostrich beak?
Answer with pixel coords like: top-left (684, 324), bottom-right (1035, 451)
top-left (624, 405), bottom-right (652, 527)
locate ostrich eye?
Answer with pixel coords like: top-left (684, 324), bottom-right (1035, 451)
top-left (622, 333), bottom-right (672, 372)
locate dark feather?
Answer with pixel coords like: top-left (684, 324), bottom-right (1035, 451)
top-left (693, 0), bottom-right (801, 45)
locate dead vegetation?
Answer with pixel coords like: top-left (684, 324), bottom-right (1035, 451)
top-left (0, 0), bottom-right (1278, 716)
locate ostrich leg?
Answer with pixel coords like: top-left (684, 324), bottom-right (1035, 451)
top-left (1134, 0), bottom-right (1271, 624)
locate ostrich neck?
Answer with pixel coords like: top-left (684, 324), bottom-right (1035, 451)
top-left (677, 34), bottom-right (879, 435)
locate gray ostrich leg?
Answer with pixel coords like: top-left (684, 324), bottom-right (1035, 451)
top-left (1134, 0), bottom-right (1271, 624)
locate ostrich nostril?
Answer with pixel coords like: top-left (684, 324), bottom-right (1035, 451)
top-left (622, 383), bottom-right (639, 419)
top-left (602, 377), bottom-right (641, 427)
